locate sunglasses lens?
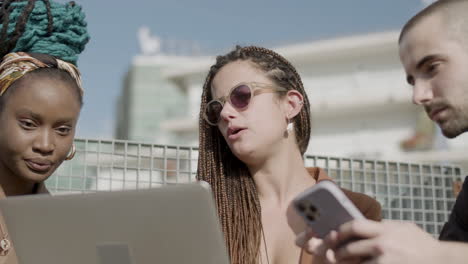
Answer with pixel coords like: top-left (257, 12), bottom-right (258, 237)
top-left (206, 101), bottom-right (223, 124)
top-left (230, 84), bottom-right (251, 109)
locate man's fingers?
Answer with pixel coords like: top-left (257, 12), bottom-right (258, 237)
top-left (336, 219), bottom-right (384, 245)
top-left (324, 230), bottom-right (339, 249)
top-left (295, 228), bottom-right (315, 248)
top-left (335, 238), bottom-right (381, 260)
top-left (303, 237), bottom-right (325, 255)
top-left (303, 237), bottom-right (338, 263)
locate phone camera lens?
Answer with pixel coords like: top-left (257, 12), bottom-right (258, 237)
top-left (309, 205), bottom-right (318, 213)
top-left (306, 214), bottom-right (315, 222)
top-left (297, 203), bottom-right (306, 212)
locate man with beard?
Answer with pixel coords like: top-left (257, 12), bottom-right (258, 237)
top-left (296, 0), bottom-right (468, 263)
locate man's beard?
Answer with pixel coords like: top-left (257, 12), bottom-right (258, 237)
top-left (437, 107), bottom-right (468, 138)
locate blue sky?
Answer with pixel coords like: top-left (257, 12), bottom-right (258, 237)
top-left (67, 0), bottom-right (432, 139)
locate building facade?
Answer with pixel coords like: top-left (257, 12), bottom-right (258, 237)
top-left (115, 30), bottom-right (468, 170)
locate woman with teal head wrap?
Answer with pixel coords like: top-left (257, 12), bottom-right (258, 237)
top-left (0, 1), bottom-right (89, 263)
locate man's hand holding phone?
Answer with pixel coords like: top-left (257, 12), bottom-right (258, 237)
top-left (291, 181), bottom-right (366, 263)
top-left (295, 227), bottom-right (338, 263)
top-left (294, 199), bottom-right (443, 264)
top-left (295, 220), bottom-right (375, 264)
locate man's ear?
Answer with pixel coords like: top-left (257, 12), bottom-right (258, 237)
top-left (283, 89), bottom-right (304, 119)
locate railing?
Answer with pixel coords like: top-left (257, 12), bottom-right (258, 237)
top-left (48, 138), bottom-right (463, 236)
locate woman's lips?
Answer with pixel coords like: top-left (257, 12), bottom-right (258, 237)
top-left (228, 128), bottom-right (246, 140)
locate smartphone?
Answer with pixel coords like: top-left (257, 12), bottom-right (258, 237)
top-left (293, 181), bottom-right (365, 239)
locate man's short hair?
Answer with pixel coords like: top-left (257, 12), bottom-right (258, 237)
top-left (399, 0), bottom-right (468, 44)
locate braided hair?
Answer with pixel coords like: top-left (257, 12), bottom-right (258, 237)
top-left (197, 45), bottom-right (311, 263)
top-left (0, 0), bottom-right (89, 65)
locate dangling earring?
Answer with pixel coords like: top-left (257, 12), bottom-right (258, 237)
top-left (284, 118), bottom-right (294, 138)
top-left (65, 144), bottom-right (76, 161)
top-left (287, 122), bottom-right (294, 134)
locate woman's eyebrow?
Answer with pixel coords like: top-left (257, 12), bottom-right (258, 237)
top-left (15, 109), bottom-right (41, 120)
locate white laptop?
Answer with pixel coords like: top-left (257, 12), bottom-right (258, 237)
top-left (0, 182), bottom-right (230, 264)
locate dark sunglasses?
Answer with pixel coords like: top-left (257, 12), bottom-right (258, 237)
top-left (203, 82), bottom-right (287, 126)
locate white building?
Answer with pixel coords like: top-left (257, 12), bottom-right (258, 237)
top-left (116, 30), bottom-right (468, 171)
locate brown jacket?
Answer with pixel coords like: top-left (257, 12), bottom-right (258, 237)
top-left (299, 167), bottom-right (382, 264)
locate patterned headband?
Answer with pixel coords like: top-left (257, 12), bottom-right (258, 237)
top-left (0, 52), bottom-right (83, 96)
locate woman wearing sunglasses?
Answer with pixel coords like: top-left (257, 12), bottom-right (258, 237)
top-left (197, 45), bottom-right (381, 264)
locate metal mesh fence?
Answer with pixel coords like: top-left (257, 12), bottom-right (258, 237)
top-left (49, 139), bottom-right (198, 193)
top-left (304, 156), bottom-right (462, 236)
top-left (48, 138), bottom-right (463, 236)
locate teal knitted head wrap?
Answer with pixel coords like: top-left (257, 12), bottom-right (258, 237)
top-left (0, 1), bottom-right (89, 65)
